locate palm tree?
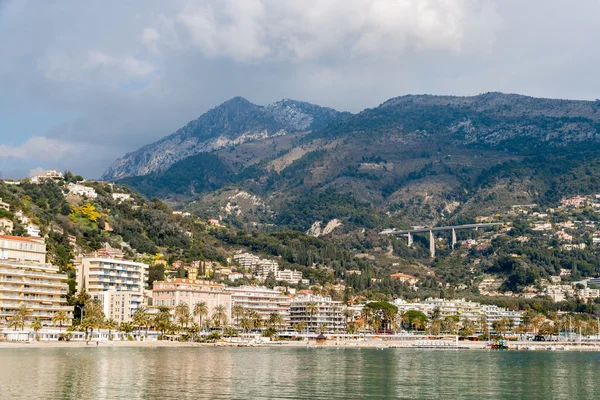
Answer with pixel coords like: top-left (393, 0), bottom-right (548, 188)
top-left (120, 322), bottom-right (134, 336)
top-left (154, 306), bottom-right (172, 338)
top-left (31, 317), bottom-right (42, 334)
top-left (343, 308), bottom-right (354, 331)
top-left (133, 307), bottom-right (149, 338)
top-left (306, 302), bottom-right (319, 333)
top-left (175, 303), bottom-right (191, 330)
top-left (52, 310), bottom-right (69, 331)
top-left (193, 301), bottom-right (208, 328)
top-left (81, 300), bottom-right (105, 341)
top-left (188, 322), bottom-right (201, 342)
top-left (211, 305), bottom-right (228, 330)
top-left (105, 319), bottom-right (118, 340)
top-left (232, 305), bottom-right (245, 328)
top-left (268, 313), bottom-right (284, 332)
top-left (14, 304), bottom-right (30, 330)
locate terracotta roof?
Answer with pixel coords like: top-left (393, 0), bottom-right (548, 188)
top-left (0, 235), bottom-right (43, 243)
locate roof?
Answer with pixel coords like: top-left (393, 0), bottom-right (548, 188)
top-left (0, 234), bottom-right (44, 243)
top-left (316, 334), bottom-right (327, 340)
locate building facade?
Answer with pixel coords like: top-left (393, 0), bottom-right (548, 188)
top-left (228, 286), bottom-right (291, 324)
top-left (152, 279), bottom-right (232, 324)
top-left (0, 236), bottom-right (72, 327)
top-left (76, 257), bottom-right (148, 323)
top-left (289, 294), bottom-right (345, 333)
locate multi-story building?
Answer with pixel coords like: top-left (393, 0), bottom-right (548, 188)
top-left (0, 235), bottom-right (46, 264)
top-left (96, 291), bottom-right (135, 324)
top-left (152, 278), bottom-right (232, 323)
top-left (0, 236), bottom-right (72, 327)
top-left (275, 269), bottom-right (308, 285)
top-left (289, 294), bottom-right (345, 332)
top-left (481, 304), bottom-right (523, 331)
top-left (67, 183), bottom-right (98, 199)
top-left (233, 253), bottom-right (261, 270)
top-left (76, 257), bottom-right (148, 323)
top-left (228, 285), bottom-right (291, 324)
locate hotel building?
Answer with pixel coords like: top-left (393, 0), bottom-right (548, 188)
top-left (0, 235), bottom-right (72, 327)
top-left (289, 294), bottom-right (345, 333)
top-left (76, 257), bottom-right (148, 323)
top-left (228, 285), bottom-right (291, 324)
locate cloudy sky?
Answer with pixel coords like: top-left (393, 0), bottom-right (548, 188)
top-left (1, 0), bottom-right (599, 178)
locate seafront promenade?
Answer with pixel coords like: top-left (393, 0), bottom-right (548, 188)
top-left (3, 338), bottom-right (600, 351)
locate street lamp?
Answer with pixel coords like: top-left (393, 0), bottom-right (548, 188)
top-left (75, 305), bottom-right (84, 322)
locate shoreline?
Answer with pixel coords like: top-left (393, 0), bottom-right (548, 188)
top-left (2, 339), bottom-right (600, 351)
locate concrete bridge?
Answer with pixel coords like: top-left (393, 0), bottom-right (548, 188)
top-left (380, 223), bottom-right (503, 258)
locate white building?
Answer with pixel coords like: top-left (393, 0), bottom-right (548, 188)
top-left (228, 285), bottom-right (291, 325)
top-left (68, 183), bottom-right (97, 199)
top-left (26, 224), bottom-right (41, 238)
top-left (0, 236), bottom-right (73, 327)
top-left (480, 304), bottom-right (522, 331)
top-left (289, 294), bottom-right (345, 332)
top-left (276, 269), bottom-right (308, 285)
top-left (112, 193), bottom-right (131, 203)
top-left (76, 257), bottom-right (149, 322)
top-left (31, 170), bottom-right (63, 184)
top-left (233, 253), bottom-right (261, 269)
top-left (0, 235), bottom-right (46, 264)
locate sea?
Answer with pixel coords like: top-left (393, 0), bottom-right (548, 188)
top-left (1, 347), bottom-right (599, 399)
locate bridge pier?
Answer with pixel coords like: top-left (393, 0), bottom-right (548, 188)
top-left (429, 230), bottom-right (435, 258)
top-left (451, 228), bottom-right (457, 250)
top-left (407, 232), bottom-right (413, 247)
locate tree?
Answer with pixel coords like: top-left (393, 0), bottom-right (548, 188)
top-left (133, 307), bottom-right (151, 338)
top-left (81, 300), bottom-right (105, 340)
top-left (193, 301), bottom-right (208, 328)
top-left (211, 305), bottom-right (228, 329)
top-left (154, 306), bottom-right (172, 337)
top-left (105, 319), bottom-right (118, 340)
top-left (13, 304), bottom-right (31, 330)
top-left (188, 322), bottom-right (201, 342)
top-left (403, 310), bottom-right (428, 331)
top-left (120, 322), bottom-right (134, 335)
top-left (31, 317), bottom-right (42, 334)
top-left (232, 305), bottom-right (245, 328)
top-left (268, 313), bottom-right (284, 332)
top-left (306, 302), bottom-right (319, 332)
top-left (52, 310), bottom-right (69, 331)
top-left (175, 303), bottom-right (191, 330)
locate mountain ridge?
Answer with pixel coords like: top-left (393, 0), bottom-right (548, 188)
top-left (102, 97), bottom-right (349, 180)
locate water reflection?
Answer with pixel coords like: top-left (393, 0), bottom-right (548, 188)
top-left (0, 347), bottom-right (599, 399)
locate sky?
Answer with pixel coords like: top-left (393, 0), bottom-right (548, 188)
top-left (1, 0), bottom-right (600, 178)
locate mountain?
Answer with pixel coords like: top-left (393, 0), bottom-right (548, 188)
top-left (102, 97), bottom-right (349, 180)
top-left (118, 92), bottom-right (600, 229)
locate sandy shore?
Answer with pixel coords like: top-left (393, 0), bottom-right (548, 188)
top-left (2, 339), bottom-right (600, 351)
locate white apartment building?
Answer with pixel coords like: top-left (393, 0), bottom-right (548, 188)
top-left (228, 285), bottom-right (291, 324)
top-left (275, 269), bottom-right (308, 285)
top-left (480, 304), bottom-right (523, 331)
top-left (233, 253), bottom-right (261, 269)
top-left (112, 193), bottom-right (131, 202)
top-left (289, 294), bottom-right (345, 332)
top-left (0, 236), bottom-right (72, 327)
top-left (0, 235), bottom-right (46, 264)
top-left (68, 183), bottom-right (98, 199)
top-left (96, 291), bottom-right (135, 324)
top-left (76, 257), bottom-right (148, 322)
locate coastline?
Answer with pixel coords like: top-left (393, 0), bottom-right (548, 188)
top-left (2, 339), bottom-right (600, 351)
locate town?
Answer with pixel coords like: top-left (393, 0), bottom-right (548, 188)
top-left (1, 170), bottom-right (600, 348)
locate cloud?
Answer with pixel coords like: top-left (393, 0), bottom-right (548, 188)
top-left (167, 0), bottom-right (500, 62)
top-left (2, 0), bottom-right (600, 179)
